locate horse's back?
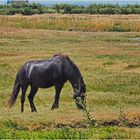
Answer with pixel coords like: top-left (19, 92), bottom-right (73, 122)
top-left (18, 57), bottom-right (64, 88)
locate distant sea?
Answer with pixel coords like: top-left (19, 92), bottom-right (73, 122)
top-left (0, 0), bottom-right (140, 6)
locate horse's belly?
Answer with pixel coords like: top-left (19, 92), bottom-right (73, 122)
top-left (38, 82), bottom-right (54, 88)
top-left (29, 76), bottom-right (54, 88)
top-left (28, 66), bottom-right (61, 88)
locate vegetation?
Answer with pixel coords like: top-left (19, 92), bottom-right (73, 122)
top-left (0, 2), bottom-right (57, 15)
top-left (0, 2), bottom-right (140, 15)
top-left (0, 21), bottom-right (140, 138)
top-left (0, 14), bottom-right (140, 32)
top-left (53, 3), bottom-right (140, 14)
top-left (0, 121), bottom-right (139, 139)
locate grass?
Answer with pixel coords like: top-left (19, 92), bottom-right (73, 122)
top-left (0, 14), bottom-right (140, 32)
top-left (0, 121), bottom-right (139, 139)
top-left (0, 15), bottom-right (140, 138)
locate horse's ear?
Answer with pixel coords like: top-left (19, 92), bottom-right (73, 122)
top-left (64, 55), bottom-right (69, 59)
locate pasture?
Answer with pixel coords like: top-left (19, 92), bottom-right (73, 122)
top-left (0, 14), bottom-right (140, 139)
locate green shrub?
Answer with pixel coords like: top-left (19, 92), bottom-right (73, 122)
top-left (0, 3), bottom-right (140, 15)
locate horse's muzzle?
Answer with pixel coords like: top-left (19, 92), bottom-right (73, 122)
top-left (73, 93), bottom-right (78, 99)
top-left (74, 97), bottom-right (85, 110)
top-left (73, 92), bottom-right (86, 99)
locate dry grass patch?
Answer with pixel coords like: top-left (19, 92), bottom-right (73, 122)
top-left (0, 14), bottom-right (140, 31)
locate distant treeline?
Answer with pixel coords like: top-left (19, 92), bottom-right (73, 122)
top-left (0, 2), bottom-right (140, 15)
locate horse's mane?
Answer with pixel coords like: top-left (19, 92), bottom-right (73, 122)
top-left (53, 54), bottom-right (84, 84)
top-left (53, 54), bottom-right (72, 63)
top-left (53, 53), bottom-right (79, 71)
top-left (53, 53), bottom-right (69, 59)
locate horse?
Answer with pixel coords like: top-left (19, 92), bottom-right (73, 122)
top-left (8, 54), bottom-right (86, 112)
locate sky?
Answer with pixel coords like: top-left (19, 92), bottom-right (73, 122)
top-left (29, 0), bottom-right (140, 2)
top-left (1, 0), bottom-right (140, 1)
top-left (34, 0), bottom-right (140, 2)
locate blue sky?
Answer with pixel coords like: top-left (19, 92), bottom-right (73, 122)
top-left (31, 0), bottom-right (140, 1)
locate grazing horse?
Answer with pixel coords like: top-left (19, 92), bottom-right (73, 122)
top-left (8, 54), bottom-right (86, 112)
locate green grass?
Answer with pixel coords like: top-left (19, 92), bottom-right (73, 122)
top-left (0, 26), bottom-right (140, 138)
top-left (0, 120), bottom-right (139, 139)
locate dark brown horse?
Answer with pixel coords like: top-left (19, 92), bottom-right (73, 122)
top-left (8, 54), bottom-right (86, 112)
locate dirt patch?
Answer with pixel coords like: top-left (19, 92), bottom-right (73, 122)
top-left (0, 52), bottom-right (24, 58)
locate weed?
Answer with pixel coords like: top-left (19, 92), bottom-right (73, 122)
top-left (119, 107), bottom-right (128, 127)
top-left (126, 64), bottom-right (140, 69)
top-left (75, 97), bottom-right (100, 127)
top-left (4, 120), bottom-right (28, 131)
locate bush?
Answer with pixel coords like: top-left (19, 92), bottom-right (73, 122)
top-left (0, 3), bottom-right (140, 15)
top-left (132, 8), bottom-right (140, 14)
top-left (71, 7), bottom-right (86, 14)
top-left (121, 7), bottom-right (132, 14)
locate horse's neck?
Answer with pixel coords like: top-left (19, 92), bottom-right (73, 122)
top-left (65, 60), bottom-right (82, 89)
top-left (69, 75), bottom-right (78, 88)
top-left (69, 69), bottom-right (81, 89)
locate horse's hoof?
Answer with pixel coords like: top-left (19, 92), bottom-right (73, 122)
top-left (31, 109), bottom-right (37, 112)
top-left (51, 105), bottom-right (59, 110)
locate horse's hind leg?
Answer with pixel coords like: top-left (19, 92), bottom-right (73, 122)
top-left (21, 85), bottom-right (28, 112)
top-left (28, 86), bottom-right (38, 112)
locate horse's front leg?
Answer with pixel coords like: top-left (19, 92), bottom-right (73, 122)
top-left (52, 83), bottom-right (64, 110)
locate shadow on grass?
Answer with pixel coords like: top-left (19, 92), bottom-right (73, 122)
top-left (3, 118), bottom-right (140, 132)
top-left (56, 119), bottom-right (140, 129)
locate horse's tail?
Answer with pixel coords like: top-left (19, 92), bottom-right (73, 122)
top-left (8, 74), bottom-right (20, 107)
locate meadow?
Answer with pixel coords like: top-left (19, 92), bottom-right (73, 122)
top-left (0, 14), bottom-right (140, 139)
top-left (0, 14), bottom-right (140, 31)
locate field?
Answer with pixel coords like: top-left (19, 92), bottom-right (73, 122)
top-left (0, 14), bottom-right (140, 139)
top-left (0, 14), bottom-right (140, 32)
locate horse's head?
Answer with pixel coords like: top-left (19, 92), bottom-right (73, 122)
top-left (73, 79), bottom-right (86, 109)
top-left (64, 57), bottom-right (87, 110)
